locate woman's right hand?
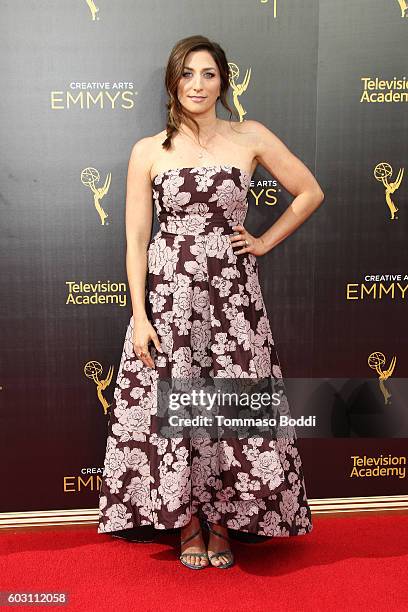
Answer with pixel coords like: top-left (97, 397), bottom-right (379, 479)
top-left (132, 316), bottom-right (162, 369)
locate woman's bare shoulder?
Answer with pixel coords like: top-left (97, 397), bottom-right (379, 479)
top-left (130, 130), bottom-right (166, 153)
top-left (222, 118), bottom-right (274, 146)
top-left (129, 130), bottom-right (167, 174)
top-left (223, 118), bottom-right (272, 136)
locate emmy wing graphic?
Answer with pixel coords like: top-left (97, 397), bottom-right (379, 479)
top-left (367, 351), bottom-right (397, 405)
top-left (85, 0), bottom-right (99, 20)
top-left (81, 167), bottom-right (111, 226)
top-left (228, 62), bottom-right (251, 122)
top-left (374, 162), bottom-right (403, 220)
top-left (84, 361), bottom-right (114, 414)
top-left (260, 0), bottom-right (278, 18)
top-left (396, 0), bottom-right (408, 18)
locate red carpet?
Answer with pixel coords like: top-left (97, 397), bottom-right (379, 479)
top-left (1, 513), bottom-right (408, 611)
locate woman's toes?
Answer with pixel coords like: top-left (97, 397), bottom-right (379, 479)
top-left (211, 554), bottom-right (228, 566)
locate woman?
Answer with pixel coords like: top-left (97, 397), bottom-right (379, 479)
top-left (98, 34), bottom-right (324, 570)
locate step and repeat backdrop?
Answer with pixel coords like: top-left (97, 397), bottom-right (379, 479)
top-left (0, 1), bottom-right (407, 516)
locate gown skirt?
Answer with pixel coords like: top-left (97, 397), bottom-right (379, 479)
top-left (97, 164), bottom-right (313, 538)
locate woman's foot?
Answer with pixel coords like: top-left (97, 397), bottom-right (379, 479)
top-left (206, 522), bottom-right (234, 568)
top-left (180, 515), bottom-right (209, 568)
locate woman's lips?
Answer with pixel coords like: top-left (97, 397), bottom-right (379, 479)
top-left (189, 96), bottom-right (207, 102)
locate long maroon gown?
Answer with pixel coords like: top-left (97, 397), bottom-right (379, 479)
top-left (97, 164), bottom-right (313, 538)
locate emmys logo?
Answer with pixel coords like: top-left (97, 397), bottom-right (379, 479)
top-left (50, 82), bottom-right (136, 110)
top-left (374, 162), bottom-right (403, 220)
top-left (81, 167), bottom-right (111, 225)
top-left (367, 351), bottom-right (396, 405)
top-left (396, 0), bottom-right (408, 17)
top-left (260, 0), bottom-right (278, 17)
top-left (346, 273), bottom-right (408, 301)
top-left (228, 62), bottom-right (251, 122)
top-left (249, 178), bottom-right (279, 207)
top-left (64, 467), bottom-right (103, 493)
top-left (85, 0), bottom-right (99, 20)
top-left (84, 361), bottom-right (114, 415)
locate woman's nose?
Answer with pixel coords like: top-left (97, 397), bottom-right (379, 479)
top-left (192, 77), bottom-right (203, 90)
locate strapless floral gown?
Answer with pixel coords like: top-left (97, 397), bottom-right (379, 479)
top-left (97, 164), bottom-right (313, 537)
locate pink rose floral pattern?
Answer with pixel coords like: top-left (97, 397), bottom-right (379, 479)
top-left (98, 165), bottom-right (313, 537)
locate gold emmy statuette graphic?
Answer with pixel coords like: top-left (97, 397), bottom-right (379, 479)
top-left (81, 167), bottom-right (111, 226)
top-left (374, 162), bottom-right (403, 220)
top-left (84, 360), bottom-right (114, 414)
top-left (260, 0), bottom-right (278, 17)
top-left (396, 0), bottom-right (408, 17)
top-left (367, 351), bottom-right (396, 405)
top-left (86, 0), bottom-right (99, 20)
top-left (228, 62), bottom-right (251, 122)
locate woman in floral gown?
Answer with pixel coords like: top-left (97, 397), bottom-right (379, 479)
top-left (98, 35), bottom-right (324, 570)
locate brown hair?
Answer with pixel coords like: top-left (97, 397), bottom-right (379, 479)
top-left (162, 35), bottom-right (239, 150)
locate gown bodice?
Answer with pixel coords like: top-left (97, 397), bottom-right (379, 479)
top-left (151, 164), bottom-right (252, 235)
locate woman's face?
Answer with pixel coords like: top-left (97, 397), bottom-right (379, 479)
top-left (177, 49), bottom-right (221, 114)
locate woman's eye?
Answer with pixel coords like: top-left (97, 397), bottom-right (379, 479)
top-left (182, 72), bottom-right (215, 78)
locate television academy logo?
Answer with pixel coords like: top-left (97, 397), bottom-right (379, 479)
top-left (65, 280), bottom-right (127, 306)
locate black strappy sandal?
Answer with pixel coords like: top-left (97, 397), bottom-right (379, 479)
top-left (202, 521), bottom-right (235, 569)
top-left (179, 527), bottom-right (209, 570)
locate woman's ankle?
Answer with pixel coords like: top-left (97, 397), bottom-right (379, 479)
top-left (181, 515), bottom-right (200, 532)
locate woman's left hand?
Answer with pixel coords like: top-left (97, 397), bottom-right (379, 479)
top-left (229, 224), bottom-right (267, 257)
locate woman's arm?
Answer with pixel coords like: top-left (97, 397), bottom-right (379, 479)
top-left (125, 137), bottom-right (154, 321)
top-left (232, 120), bottom-right (325, 256)
top-left (125, 137), bottom-right (162, 368)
